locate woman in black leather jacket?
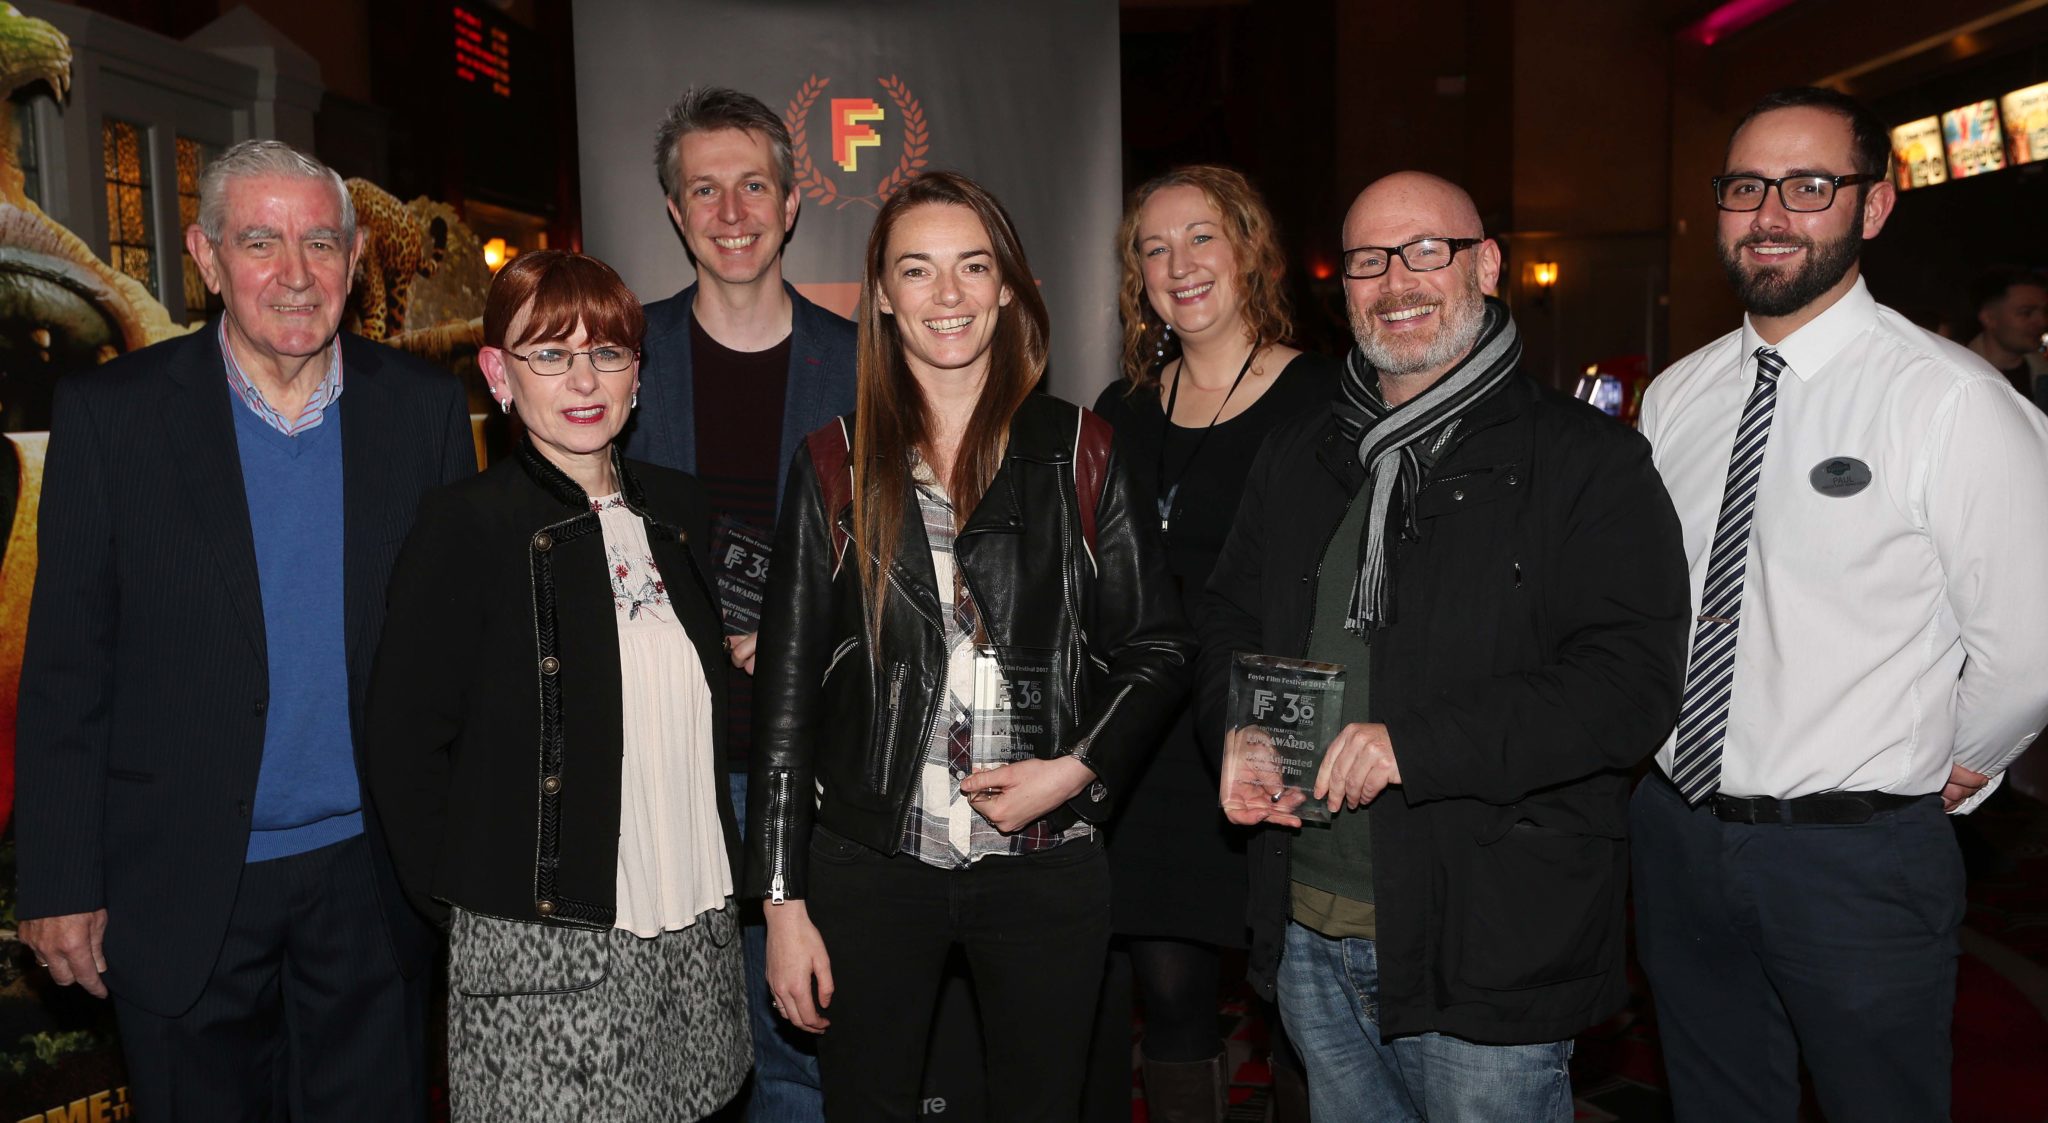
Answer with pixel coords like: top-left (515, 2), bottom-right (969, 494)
top-left (746, 172), bottom-right (1193, 1120)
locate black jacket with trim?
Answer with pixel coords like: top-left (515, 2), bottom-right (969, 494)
top-left (366, 442), bottom-right (740, 929)
top-left (1198, 375), bottom-right (1689, 1045)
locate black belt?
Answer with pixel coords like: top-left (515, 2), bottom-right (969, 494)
top-left (1654, 769), bottom-right (1931, 825)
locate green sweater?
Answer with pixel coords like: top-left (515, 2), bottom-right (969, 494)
top-left (1290, 483), bottom-right (1376, 939)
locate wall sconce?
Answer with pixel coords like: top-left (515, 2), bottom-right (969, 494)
top-left (1529, 261), bottom-right (1559, 288)
top-left (483, 237), bottom-right (515, 272)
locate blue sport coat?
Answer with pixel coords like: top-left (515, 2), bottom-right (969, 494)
top-left (623, 280), bottom-right (857, 510)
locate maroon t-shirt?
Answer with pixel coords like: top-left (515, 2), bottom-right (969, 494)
top-left (691, 316), bottom-right (791, 772)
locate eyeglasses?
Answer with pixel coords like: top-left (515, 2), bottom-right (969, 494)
top-left (1711, 173), bottom-right (1880, 213)
top-left (503, 345), bottom-right (640, 376)
top-left (1341, 237), bottom-right (1483, 280)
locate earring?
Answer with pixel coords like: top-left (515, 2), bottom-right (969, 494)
top-left (1155, 322), bottom-right (1173, 361)
top-left (630, 391), bottom-right (638, 409)
top-left (499, 397), bottom-right (511, 414)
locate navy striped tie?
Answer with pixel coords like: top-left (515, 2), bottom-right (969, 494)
top-left (1670, 346), bottom-right (1784, 804)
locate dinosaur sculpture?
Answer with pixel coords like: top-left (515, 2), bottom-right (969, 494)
top-left (0, 3), bottom-right (191, 432)
top-left (0, 3), bottom-right (191, 834)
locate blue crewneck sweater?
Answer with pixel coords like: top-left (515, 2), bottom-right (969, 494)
top-left (230, 400), bottom-right (363, 862)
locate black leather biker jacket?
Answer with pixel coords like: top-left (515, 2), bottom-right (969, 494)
top-left (743, 395), bottom-right (1193, 902)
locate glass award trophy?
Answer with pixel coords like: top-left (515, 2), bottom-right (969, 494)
top-left (970, 646), bottom-right (1058, 774)
top-left (1223, 652), bottom-right (1345, 823)
top-left (710, 514), bottom-right (773, 636)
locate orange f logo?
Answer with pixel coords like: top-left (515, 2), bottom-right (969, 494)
top-left (832, 98), bottom-right (885, 172)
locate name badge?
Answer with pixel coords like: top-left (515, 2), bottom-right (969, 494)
top-left (1808, 456), bottom-right (1872, 497)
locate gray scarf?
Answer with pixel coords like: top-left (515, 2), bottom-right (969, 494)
top-left (1331, 297), bottom-right (1521, 634)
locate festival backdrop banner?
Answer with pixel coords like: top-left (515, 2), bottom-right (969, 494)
top-left (572, 0), bottom-right (1123, 405)
top-left (573, 6), bottom-right (1122, 1118)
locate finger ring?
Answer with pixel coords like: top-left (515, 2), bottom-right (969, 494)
top-left (1270, 790), bottom-right (1284, 803)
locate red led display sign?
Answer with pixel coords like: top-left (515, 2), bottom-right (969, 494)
top-left (453, 3), bottom-right (512, 99)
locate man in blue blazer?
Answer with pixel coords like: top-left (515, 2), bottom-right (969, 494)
top-left (14, 140), bottom-right (473, 1119)
top-left (627, 86), bottom-right (856, 1122)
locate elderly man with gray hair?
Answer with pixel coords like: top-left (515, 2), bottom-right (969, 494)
top-left (14, 138), bottom-right (473, 1119)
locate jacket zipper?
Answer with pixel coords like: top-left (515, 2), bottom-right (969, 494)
top-left (767, 769), bottom-right (792, 903)
top-left (1299, 493), bottom-right (1355, 655)
top-left (876, 662), bottom-right (908, 793)
top-left (1075, 683), bottom-right (1133, 763)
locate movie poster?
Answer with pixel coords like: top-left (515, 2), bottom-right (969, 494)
top-left (1890, 116), bottom-right (1947, 191)
top-left (2003, 82), bottom-right (2048, 166)
top-left (1942, 99), bottom-right (2006, 180)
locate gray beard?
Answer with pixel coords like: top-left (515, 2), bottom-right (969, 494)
top-left (1351, 289), bottom-right (1486, 378)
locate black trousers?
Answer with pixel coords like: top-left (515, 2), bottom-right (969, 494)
top-left (805, 828), bottom-right (1112, 1123)
top-left (113, 834), bottom-right (426, 1122)
top-left (1630, 773), bottom-right (1962, 1122)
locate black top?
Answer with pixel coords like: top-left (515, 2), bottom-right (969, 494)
top-left (1088, 351), bottom-right (1340, 944)
top-left (690, 317), bottom-right (792, 773)
top-left (1092, 352), bottom-right (1342, 595)
top-left (691, 316), bottom-right (790, 540)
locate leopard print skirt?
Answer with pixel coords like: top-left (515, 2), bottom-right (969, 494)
top-left (446, 900), bottom-right (749, 1121)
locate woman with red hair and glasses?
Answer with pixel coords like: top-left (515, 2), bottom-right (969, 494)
top-left (368, 251), bottom-right (748, 1119)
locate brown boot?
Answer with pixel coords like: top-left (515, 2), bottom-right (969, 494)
top-left (1142, 1052), bottom-right (1227, 1123)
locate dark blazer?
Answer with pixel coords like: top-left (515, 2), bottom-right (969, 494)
top-left (366, 444), bottom-right (741, 929)
top-left (1200, 376), bottom-right (1689, 1045)
top-left (622, 281), bottom-right (857, 509)
top-left (12, 323), bottom-right (476, 1016)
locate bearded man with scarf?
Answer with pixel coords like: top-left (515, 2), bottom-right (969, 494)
top-left (1197, 172), bottom-right (1690, 1121)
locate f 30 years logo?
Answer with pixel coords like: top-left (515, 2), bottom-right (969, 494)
top-left (785, 74), bottom-right (931, 210)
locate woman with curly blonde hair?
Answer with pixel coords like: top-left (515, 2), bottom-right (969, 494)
top-left (1092, 164), bottom-right (1339, 1122)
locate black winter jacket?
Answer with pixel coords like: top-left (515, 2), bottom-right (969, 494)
top-left (744, 395), bottom-right (1194, 902)
top-left (1198, 375), bottom-right (1689, 1045)
top-left (366, 443), bottom-right (741, 929)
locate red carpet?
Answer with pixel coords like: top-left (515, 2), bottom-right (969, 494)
top-left (1952, 955), bottom-right (2048, 1123)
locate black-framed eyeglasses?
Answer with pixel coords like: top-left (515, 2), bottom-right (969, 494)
top-left (1711, 173), bottom-right (1880, 213)
top-left (1341, 237), bottom-right (1483, 280)
top-left (503, 345), bottom-right (640, 376)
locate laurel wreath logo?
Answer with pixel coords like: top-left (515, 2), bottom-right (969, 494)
top-left (785, 73), bottom-right (930, 210)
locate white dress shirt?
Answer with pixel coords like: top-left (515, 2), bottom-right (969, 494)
top-left (1642, 277), bottom-right (2048, 809)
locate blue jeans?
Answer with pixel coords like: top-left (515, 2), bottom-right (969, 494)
top-left (730, 772), bottom-right (826, 1122)
top-left (1276, 921), bottom-right (1574, 1123)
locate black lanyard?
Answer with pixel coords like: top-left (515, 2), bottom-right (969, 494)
top-left (1154, 348), bottom-right (1256, 534)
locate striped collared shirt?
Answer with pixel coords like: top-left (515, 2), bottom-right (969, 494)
top-left (219, 317), bottom-right (344, 436)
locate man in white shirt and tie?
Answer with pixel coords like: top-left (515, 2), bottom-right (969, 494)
top-left (1635, 85), bottom-right (2048, 1123)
